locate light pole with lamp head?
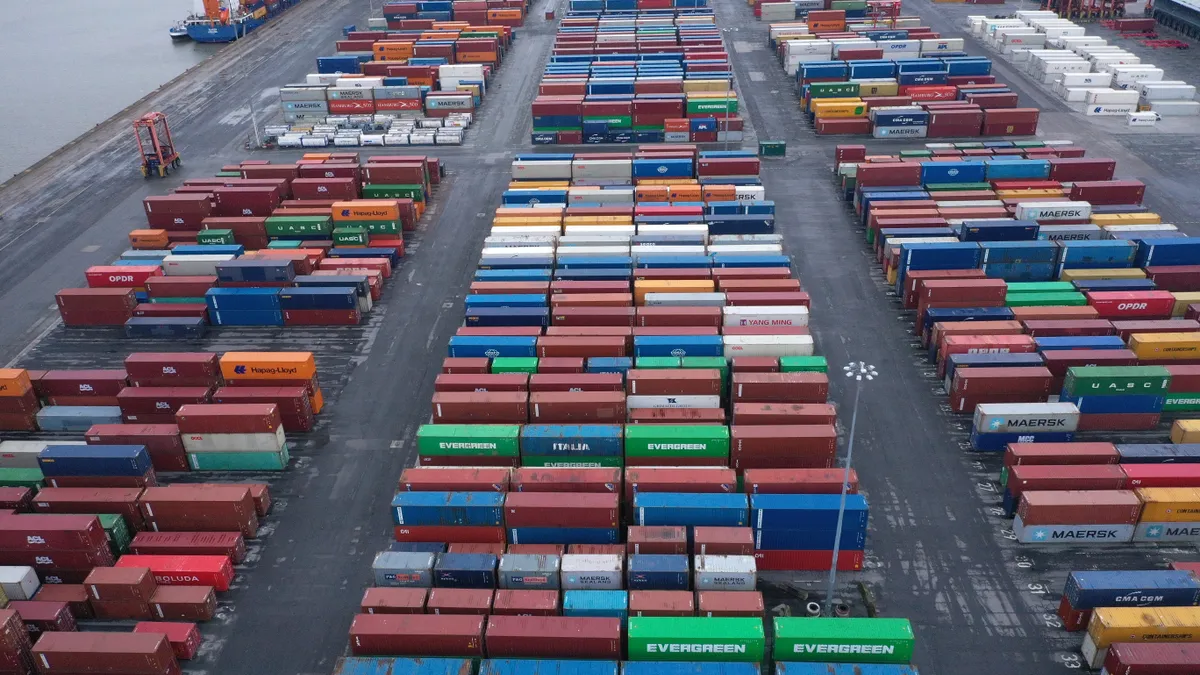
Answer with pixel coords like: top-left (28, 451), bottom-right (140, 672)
top-left (825, 360), bottom-right (878, 616)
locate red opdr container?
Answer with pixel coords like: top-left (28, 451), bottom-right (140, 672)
top-left (1086, 291), bottom-right (1176, 320)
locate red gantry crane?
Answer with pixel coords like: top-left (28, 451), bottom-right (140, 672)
top-left (133, 112), bottom-right (181, 178)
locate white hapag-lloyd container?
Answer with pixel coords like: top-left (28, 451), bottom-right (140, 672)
top-left (1150, 100), bottom-right (1200, 116)
top-left (489, 226), bottom-right (562, 239)
top-left (694, 555), bottom-right (757, 591)
top-left (710, 234), bottom-right (783, 244)
top-left (180, 428), bottom-right (286, 453)
top-left (160, 254), bottom-right (236, 277)
top-left (556, 246), bottom-right (631, 257)
top-left (1086, 89), bottom-right (1139, 105)
top-left (1015, 201), bottom-right (1093, 221)
top-left (722, 335), bottom-right (815, 358)
top-left (626, 395), bottom-right (723, 409)
top-left (637, 224), bottom-right (709, 237)
top-left (569, 159), bottom-right (632, 180)
top-left (480, 246), bottom-right (556, 259)
top-left (1126, 111), bottom-right (1160, 127)
top-left (371, 552), bottom-right (435, 588)
top-left (1094, 55), bottom-right (1143, 71)
top-left (1086, 103), bottom-right (1137, 116)
top-left (564, 226), bottom-right (636, 238)
top-left (722, 305), bottom-right (809, 328)
top-left (973, 402), bottom-right (1081, 434)
top-left (631, 245), bottom-right (707, 256)
top-left (0, 440), bottom-right (82, 469)
top-left (643, 293), bottom-right (727, 307)
top-left (706, 244), bottom-right (783, 255)
top-left (559, 235), bottom-right (632, 247)
top-left (511, 160), bottom-right (573, 180)
top-left (0, 567), bottom-right (40, 601)
top-left (560, 554), bottom-right (623, 590)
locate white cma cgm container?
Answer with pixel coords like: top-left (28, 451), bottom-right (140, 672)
top-left (560, 554), bottom-right (624, 590)
top-left (722, 305), bottom-right (809, 327)
top-left (694, 555), bottom-right (757, 591)
top-left (722, 335), bottom-right (814, 358)
top-left (0, 566), bottom-right (40, 601)
top-left (161, 254), bottom-right (236, 276)
top-left (180, 428), bottom-right (286, 453)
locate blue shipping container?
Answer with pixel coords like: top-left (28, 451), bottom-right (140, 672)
top-left (945, 353), bottom-right (1046, 384)
top-left (332, 658), bottom-right (475, 675)
top-left (1059, 394), bottom-right (1165, 415)
top-left (520, 425), bottom-right (624, 458)
top-left (922, 307), bottom-right (1015, 338)
top-left (750, 494), bottom-right (869, 530)
top-left (465, 294), bottom-right (549, 309)
top-left (205, 287), bottom-right (282, 311)
top-left (388, 542), bottom-right (448, 553)
top-left (35, 408), bottom-right (124, 433)
top-left (434, 553), bottom-right (497, 588)
top-left (971, 430), bottom-right (1075, 452)
top-left (1136, 239), bottom-right (1200, 268)
top-left (634, 493), bottom-right (749, 527)
top-left (959, 220), bottom-right (1039, 242)
top-left (124, 317), bottom-right (207, 339)
top-left (483, 660), bottom-right (619, 675)
top-left (1034, 336), bottom-right (1127, 351)
top-left (586, 357), bottom-right (632, 375)
top-left (1115, 444), bottom-right (1200, 463)
top-left (1064, 570), bottom-right (1200, 609)
top-left (391, 492), bottom-right (505, 527)
top-left (448, 336), bottom-right (538, 358)
top-left (626, 554), bottom-right (690, 590)
top-left (278, 288), bottom-right (357, 310)
top-left (39, 444), bottom-right (152, 477)
top-left (563, 590), bottom-right (629, 619)
top-left (754, 526), bottom-right (867, 551)
top-left (633, 336), bottom-right (723, 358)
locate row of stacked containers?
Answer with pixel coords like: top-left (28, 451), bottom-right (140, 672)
top-left (52, 154), bottom-right (446, 334)
top-left (341, 148), bottom-right (931, 665)
top-left (764, 10), bottom-right (1040, 138)
top-left (0, 351), bottom-right (331, 671)
top-left (830, 140), bottom-right (1200, 671)
top-left (533, 3), bottom-right (748, 144)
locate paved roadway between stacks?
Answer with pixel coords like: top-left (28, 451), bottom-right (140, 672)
top-left (2, 0), bottom-right (1200, 672)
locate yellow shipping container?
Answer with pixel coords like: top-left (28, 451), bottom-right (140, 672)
top-left (636, 178), bottom-right (697, 186)
top-left (1128, 332), bottom-right (1200, 361)
top-left (1093, 213), bottom-right (1163, 226)
top-left (1136, 488), bottom-right (1200, 522)
top-left (332, 200), bottom-right (400, 222)
top-left (220, 352), bottom-right (317, 381)
top-left (0, 369), bottom-right (32, 398)
top-left (886, 266), bottom-right (898, 286)
top-left (853, 81), bottom-right (898, 97)
top-left (994, 189), bottom-right (1065, 199)
top-left (301, 153), bottom-right (332, 161)
top-left (812, 100), bottom-right (867, 119)
top-left (1171, 419), bottom-right (1200, 444)
top-left (1087, 607), bottom-right (1200, 648)
top-left (682, 81), bottom-right (733, 93)
top-left (1172, 292), bottom-right (1200, 317)
top-left (633, 280), bottom-right (715, 305)
top-left (1058, 268), bottom-right (1148, 281)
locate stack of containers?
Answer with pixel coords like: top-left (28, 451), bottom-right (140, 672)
top-left (1056, 570), bottom-right (1200, 631)
top-left (0, 369), bottom-right (40, 432)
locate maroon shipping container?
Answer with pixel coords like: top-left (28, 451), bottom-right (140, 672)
top-left (1017, 490), bottom-right (1142, 525)
top-left (442, 358), bottom-right (492, 374)
top-left (470, 282), bottom-right (552, 296)
top-left (1112, 319), bottom-right (1200, 341)
top-left (710, 268), bottom-right (793, 282)
top-left (730, 425), bottom-right (838, 470)
top-left (627, 408), bottom-right (727, 425)
top-left (427, 589), bottom-right (494, 615)
top-left (626, 526), bottom-right (687, 555)
top-left (145, 276), bottom-right (218, 299)
top-left (174, 403), bottom-right (281, 434)
top-left (7, 600), bottom-right (76, 633)
top-left (418, 456), bottom-right (520, 469)
top-left (550, 281), bottom-right (634, 295)
top-left (200, 481), bottom-right (271, 517)
top-left (89, 598), bottom-right (153, 620)
top-left (535, 336), bottom-right (628, 357)
top-left (1147, 266), bottom-right (1200, 292)
top-left (361, 587), bottom-right (428, 614)
top-left (1167, 365), bottom-right (1200, 392)
top-left (148, 586), bottom-right (216, 621)
top-left (35, 370), bottom-right (129, 399)
top-left (1021, 320), bottom-right (1115, 337)
top-left (0, 514), bottom-right (106, 551)
top-left (290, 177), bottom-right (359, 201)
top-left (1041, 349), bottom-right (1139, 376)
top-left (731, 373), bottom-right (828, 403)
top-left (950, 366), bottom-right (1054, 412)
top-left (491, 590), bottom-right (560, 616)
top-left (538, 358), bottom-right (585, 374)
top-left (138, 485), bottom-right (258, 538)
top-left (1070, 180), bottom-right (1145, 205)
top-left (433, 374), bottom-right (530, 393)
top-left (730, 357), bottom-right (780, 373)
top-left (1077, 412), bottom-right (1161, 431)
top-left (696, 591), bottom-right (765, 618)
top-left (0, 608), bottom-right (31, 674)
top-left (209, 386), bottom-right (313, 432)
top-left (117, 387), bottom-right (212, 420)
top-left (506, 545), bottom-right (563, 556)
top-left (128, 532), bottom-right (247, 564)
top-left (635, 307), bottom-right (721, 328)
top-left (349, 614), bottom-right (484, 656)
top-left (743, 468), bottom-right (858, 494)
top-left (550, 294), bottom-right (632, 309)
top-left (56, 289), bottom-right (137, 326)
top-left (1004, 442), bottom-right (1119, 468)
top-left (485, 616), bottom-right (621, 658)
top-left (1048, 158), bottom-right (1116, 182)
top-left (528, 391), bottom-right (624, 423)
top-left (400, 467), bottom-right (511, 492)
top-left (84, 566), bottom-right (158, 603)
top-left (510, 468), bottom-right (620, 494)
top-left (0, 487), bottom-right (32, 511)
top-left (1008, 464), bottom-right (1128, 498)
top-left (132, 621), bottom-right (202, 661)
top-left (504, 492), bottom-right (619, 528)
top-left (692, 527), bottom-right (754, 556)
top-left (394, 526), bottom-right (506, 543)
top-left (0, 544), bottom-right (113, 570)
top-left (627, 369), bottom-right (721, 396)
top-left (1103, 643), bottom-right (1200, 675)
top-left (732, 403), bottom-right (836, 426)
top-left (31, 584), bottom-right (93, 620)
top-left (527, 374), bottom-right (624, 393)
top-left (627, 590), bottom-right (693, 617)
top-left (33, 631), bottom-right (178, 675)
top-left (716, 278), bottom-right (801, 294)
top-left (624, 468), bottom-right (737, 504)
top-left (32, 488), bottom-right (145, 531)
top-left (124, 353), bottom-right (221, 387)
top-left (902, 269), bottom-right (988, 308)
top-left (432, 392), bottom-right (528, 424)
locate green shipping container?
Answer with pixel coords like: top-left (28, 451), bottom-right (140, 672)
top-left (809, 82), bottom-right (859, 99)
top-left (362, 184), bottom-right (426, 201)
top-left (265, 215), bottom-right (332, 237)
top-left (1006, 281), bottom-right (1075, 294)
top-left (773, 617), bottom-right (915, 664)
top-left (337, 219), bottom-right (401, 235)
top-left (491, 357), bottom-right (539, 374)
top-left (625, 425), bottom-right (729, 459)
top-left (197, 229), bottom-right (236, 245)
top-left (0, 468), bottom-right (44, 488)
top-left (759, 141), bottom-right (786, 157)
top-left (521, 456), bottom-right (624, 468)
top-left (999, 465), bottom-right (1011, 487)
top-left (334, 227), bottom-right (370, 246)
top-left (832, 0), bottom-right (869, 8)
top-left (1164, 393), bottom-right (1200, 411)
top-left (268, 240), bottom-right (304, 249)
top-left (687, 99), bottom-right (738, 115)
top-left (1063, 366), bottom-right (1172, 397)
top-left (1013, 140), bottom-right (1046, 148)
top-left (584, 116), bottom-right (633, 127)
top-left (898, 150), bottom-right (932, 158)
top-left (151, 297), bottom-right (205, 304)
top-left (417, 424), bottom-right (521, 457)
top-left (627, 617), bottom-right (765, 661)
top-left (636, 357), bottom-right (681, 369)
top-left (95, 513), bottom-right (131, 555)
top-left (1004, 292), bottom-right (1087, 307)
top-left (214, 171), bottom-right (242, 178)
top-left (187, 447), bottom-right (290, 471)
top-left (780, 356), bottom-right (828, 373)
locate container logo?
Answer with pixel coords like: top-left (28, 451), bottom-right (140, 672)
top-left (648, 644), bottom-right (747, 654)
top-left (1113, 592), bottom-right (1167, 603)
top-left (792, 644), bottom-right (895, 655)
top-left (485, 349), bottom-right (500, 358)
top-left (1142, 525), bottom-right (1200, 539)
top-left (670, 349), bottom-right (686, 357)
top-left (1028, 527), bottom-right (1124, 541)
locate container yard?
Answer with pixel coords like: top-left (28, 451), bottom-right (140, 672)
top-left (5, 0), bottom-right (1200, 673)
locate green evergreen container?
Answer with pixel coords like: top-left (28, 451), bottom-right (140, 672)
top-left (362, 184), bottom-right (425, 201)
top-left (187, 447), bottom-right (290, 471)
top-left (773, 617), bottom-right (915, 663)
top-left (520, 456), bottom-right (624, 468)
top-left (780, 356), bottom-right (828, 373)
top-left (491, 358), bottom-right (539, 374)
top-left (264, 215), bottom-right (332, 237)
top-left (1063, 366), bottom-right (1172, 396)
top-left (687, 99), bottom-right (738, 115)
top-left (624, 426), bottom-right (729, 459)
top-left (197, 229), bottom-right (236, 245)
top-left (627, 617), bottom-right (765, 661)
top-left (334, 227), bottom-right (370, 246)
top-left (1164, 393), bottom-right (1200, 411)
top-left (1005, 292), bottom-right (1087, 307)
top-left (0, 468), bottom-right (44, 488)
top-left (416, 424), bottom-right (521, 457)
top-left (584, 116), bottom-right (633, 127)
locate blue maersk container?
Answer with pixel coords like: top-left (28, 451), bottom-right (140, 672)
top-left (1060, 394), bottom-right (1166, 415)
top-left (959, 220), bottom-right (1039, 242)
top-left (35, 408), bottom-right (124, 433)
top-left (448, 336), bottom-right (539, 358)
top-left (38, 444), bottom-right (152, 477)
top-left (434, 553), bottom-right (497, 588)
top-left (633, 336), bottom-right (723, 358)
top-left (1034, 336), bottom-right (1127, 351)
top-left (1116, 444), bottom-right (1200, 463)
top-left (563, 590), bottom-right (629, 619)
top-left (484, 660), bottom-right (619, 675)
top-left (333, 658), bottom-right (475, 675)
top-left (124, 317), bottom-right (207, 339)
top-left (970, 430), bottom-right (1074, 452)
top-left (1064, 571), bottom-right (1200, 609)
top-left (391, 492), bottom-right (505, 527)
top-left (627, 554), bottom-right (690, 590)
top-left (520, 425), bottom-right (624, 458)
top-left (635, 493), bottom-right (749, 527)
top-left (1136, 239), bottom-right (1200, 267)
top-left (279, 287), bottom-right (357, 310)
top-left (508, 527), bottom-right (620, 545)
top-left (1055, 240), bottom-right (1137, 274)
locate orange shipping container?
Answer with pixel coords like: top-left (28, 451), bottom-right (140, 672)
top-left (219, 352), bottom-right (317, 381)
top-left (333, 200), bottom-right (401, 222)
top-left (129, 229), bottom-right (169, 249)
top-left (0, 369), bottom-right (33, 397)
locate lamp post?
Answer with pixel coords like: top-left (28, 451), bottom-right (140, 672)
top-left (825, 360), bottom-right (878, 616)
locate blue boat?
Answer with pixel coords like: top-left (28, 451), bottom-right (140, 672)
top-left (177, 0), bottom-right (299, 43)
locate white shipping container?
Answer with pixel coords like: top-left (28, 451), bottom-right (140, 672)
top-left (637, 224), bottom-right (709, 236)
top-left (1062, 88), bottom-right (1099, 103)
top-left (722, 335), bottom-right (815, 359)
top-left (1085, 89), bottom-right (1139, 105)
top-left (489, 226), bottom-right (562, 238)
top-left (480, 246), bottom-right (555, 259)
top-left (694, 555), bottom-right (757, 591)
top-left (161, 254), bottom-right (236, 277)
top-left (1058, 72), bottom-right (1114, 89)
top-left (511, 160), bottom-right (572, 180)
top-left (555, 246), bottom-right (631, 257)
top-left (973, 403), bottom-right (1080, 433)
top-left (1138, 82), bottom-right (1197, 101)
top-left (0, 440), bottom-right (85, 469)
top-left (734, 186), bottom-right (767, 202)
top-left (643, 293), bottom-right (727, 307)
top-left (1015, 201), bottom-right (1093, 221)
top-left (705, 244), bottom-right (783, 255)
top-left (1086, 103), bottom-right (1137, 116)
top-left (0, 567), bottom-right (39, 601)
top-left (1103, 224), bottom-right (1180, 237)
top-left (920, 38), bottom-right (964, 52)
top-left (181, 429), bottom-right (286, 453)
top-left (722, 305), bottom-right (809, 328)
top-left (560, 554), bottom-right (623, 590)
top-left (709, 234), bottom-right (783, 244)
top-left (1112, 67), bottom-right (1165, 89)
top-left (626, 395), bottom-right (723, 409)
top-left (1126, 112), bottom-right (1160, 127)
top-left (570, 159), bottom-right (633, 180)
top-left (565, 225), bottom-right (636, 237)
top-left (630, 245), bottom-right (707, 256)
top-left (558, 235), bottom-right (631, 246)
top-left (485, 236), bottom-right (558, 247)
top-left (1149, 100), bottom-right (1200, 116)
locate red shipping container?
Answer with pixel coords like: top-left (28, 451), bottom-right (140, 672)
top-left (1167, 365), bottom-right (1200, 392)
top-left (902, 269), bottom-right (988, 308)
top-left (394, 526), bottom-right (506, 543)
top-left (937, 334), bottom-right (1038, 378)
top-left (538, 358), bottom-right (586, 374)
top-left (433, 374), bottom-right (530, 393)
top-left (929, 321), bottom-right (1027, 355)
top-left (627, 369), bottom-right (721, 396)
top-left (290, 177), bottom-right (359, 201)
top-left (528, 391), bottom-right (624, 423)
top-left (400, 467), bottom-right (511, 492)
top-left (1122, 464), bottom-right (1200, 488)
top-left (1057, 595), bottom-right (1091, 632)
top-left (1007, 464), bottom-right (1128, 498)
top-left (709, 268), bottom-right (791, 282)
top-left (124, 353), bottom-right (220, 387)
top-left (756, 549), bottom-right (863, 571)
top-left (148, 585), bottom-right (217, 621)
top-left (535, 336), bottom-right (628, 358)
top-left (551, 281), bottom-right (632, 295)
top-left (129, 531), bottom-right (247, 564)
top-left (133, 621), bottom-right (202, 661)
top-left (692, 527), bottom-right (754, 556)
top-left (503, 492), bottom-right (619, 528)
top-left (506, 545), bottom-right (563, 556)
top-left (744, 468), bottom-right (858, 494)
top-left (510, 468), bottom-right (620, 494)
top-left (117, 387), bottom-right (211, 419)
top-left (0, 544), bottom-right (113, 570)
top-left (730, 425), bottom-right (837, 470)
top-left (485, 616), bottom-right (621, 658)
top-left (626, 526), bottom-right (687, 555)
top-left (432, 392), bottom-right (528, 424)
top-left (731, 373), bottom-right (828, 403)
top-left (624, 468), bottom-right (736, 505)
top-left (1004, 442), bottom-right (1119, 468)
top-left (361, 587), bottom-right (428, 614)
top-left (442, 358), bottom-right (492, 374)
top-left (32, 488), bottom-right (145, 531)
top-left (83, 566), bottom-right (157, 603)
top-left (1021, 320), bottom-right (1115, 337)
top-left (138, 485), bottom-right (258, 538)
top-left (1048, 158), bottom-right (1117, 182)
top-left (1070, 180), bottom-right (1145, 205)
top-left (349, 614), bottom-right (484, 656)
top-left (418, 456), bottom-right (520, 468)
top-left (527, 374), bottom-right (624, 393)
top-left (35, 370), bottom-right (129, 399)
top-left (114, 555), bottom-right (233, 591)
top-left (628, 590), bottom-right (694, 617)
top-left (85, 265), bottom-right (162, 290)
top-left (635, 307), bottom-right (721, 328)
top-left (7, 600), bottom-right (76, 633)
top-left (32, 584), bottom-right (92, 620)
top-left (731, 357), bottom-right (780, 373)
top-left (0, 487), bottom-right (33, 511)
top-left (731, 402), bottom-right (836, 426)
top-left (491, 590), bottom-right (560, 616)
top-left (696, 591), bottom-right (764, 617)
top-left (627, 408), bottom-right (726, 425)
top-left (33, 632), bottom-right (178, 675)
top-left (1112, 319), bottom-right (1200, 341)
top-left (1017, 490), bottom-right (1142, 525)
top-left (1041, 349), bottom-right (1138, 377)
top-left (1103, 643), bottom-right (1200, 675)
top-left (549, 294), bottom-right (632, 309)
top-left (174, 403), bottom-right (280, 434)
top-left (0, 514), bottom-right (107, 551)
top-left (426, 588), bottom-right (494, 615)
top-left (1086, 291), bottom-right (1175, 320)
top-left (724, 292), bottom-right (812, 307)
